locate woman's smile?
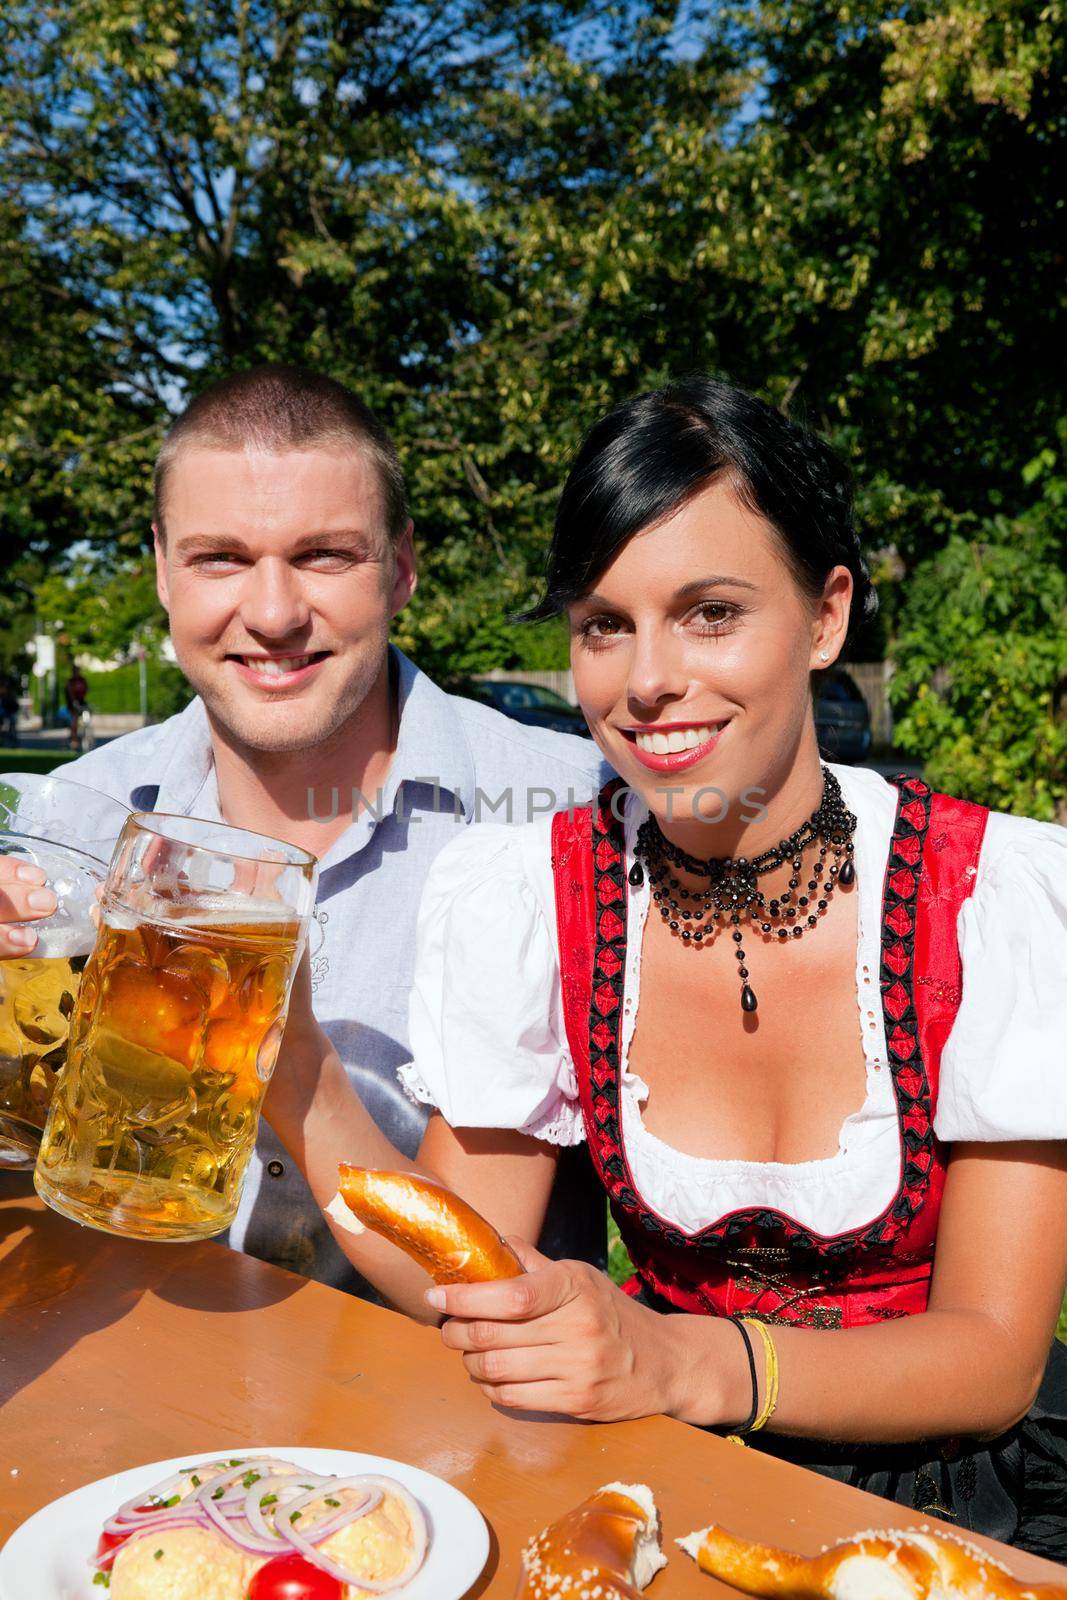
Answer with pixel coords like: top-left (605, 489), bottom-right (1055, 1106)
top-left (620, 718), bottom-right (732, 772)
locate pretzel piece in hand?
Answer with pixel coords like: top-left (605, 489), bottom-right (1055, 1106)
top-left (678, 1522), bottom-right (1067, 1600)
top-left (333, 1165), bottom-right (523, 1284)
top-left (518, 1483), bottom-right (666, 1600)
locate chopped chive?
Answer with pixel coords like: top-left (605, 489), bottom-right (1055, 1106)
top-left (154, 1549), bottom-right (164, 1560)
top-left (324, 1497), bottom-right (340, 1507)
top-left (260, 1494), bottom-right (278, 1507)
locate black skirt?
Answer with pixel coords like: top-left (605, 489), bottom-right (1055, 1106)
top-left (748, 1339), bottom-right (1067, 1558)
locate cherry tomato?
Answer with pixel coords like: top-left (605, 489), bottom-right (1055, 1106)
top-left (94, 1529), bottom-right (127, 1570)
top-left (94, 1505), bottom-right (157, 1570)
top-left (248, 1552), bottom-right (344, 1599)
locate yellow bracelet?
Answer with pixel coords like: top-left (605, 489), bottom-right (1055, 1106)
top-left (740, 1317), bottom-right (780, 1432)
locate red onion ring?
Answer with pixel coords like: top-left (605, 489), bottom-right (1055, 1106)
top-left (107, 1470), bottom-right (196, 1526)
top-left (280, 1479), bottom-right (383, 1546)
top-left (97, 1457), bottom-right (429, 1592)
top-left (200, 1486), bottom-right (285, 1557)
top-left (92, 1515), bottom-right (208, 1570)
top-left (283, 1476), bottom-right (428, 1592)
top-left (243, 1474), bottom-right (320, 1544)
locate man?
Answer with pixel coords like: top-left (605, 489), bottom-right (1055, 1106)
top-left (64, 666), bottom-right (90, 751)
top-left (1, 365), bottom-right (609, 1290)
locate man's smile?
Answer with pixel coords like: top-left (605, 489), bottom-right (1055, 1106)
top-left (227, 651), bottom-right (332, 689)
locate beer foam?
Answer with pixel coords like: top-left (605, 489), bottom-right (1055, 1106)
top-left (31, 923), bottom-right (95, 960)
top-left (106, 895), bottom-right (299, 934)
top-left (118, 896), bottom-right (299, 934)
top-left (177, 893), bottom-right (299, 925)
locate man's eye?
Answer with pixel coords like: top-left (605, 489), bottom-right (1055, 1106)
top-left (192, 553), bottom-right (245, 569)
top-left (299, 550), bottom-right (357, 568)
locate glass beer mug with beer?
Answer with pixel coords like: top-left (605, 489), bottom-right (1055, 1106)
top-left (0, 775), bottom-right (131, 1167)
top-left (35, 813), bottom-right (317, 1240)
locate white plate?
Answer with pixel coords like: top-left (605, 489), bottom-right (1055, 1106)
top-left (0, 1446), bottom-right (489, 1600)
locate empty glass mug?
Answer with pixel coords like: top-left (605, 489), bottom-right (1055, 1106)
top-left (34, 812), bottom-right (318, 1240)
top-left (0, 774), bottom-right (130, 1168)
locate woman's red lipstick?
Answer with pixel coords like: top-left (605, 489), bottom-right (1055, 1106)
top-left (622, 720), bottom-right (730, 773)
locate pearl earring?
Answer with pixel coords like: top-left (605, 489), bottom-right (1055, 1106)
top-left (818, 650), bottom-right (829, 662)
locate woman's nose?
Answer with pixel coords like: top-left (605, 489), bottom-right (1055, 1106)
top-left (239, 559), bottom-right (311, 638)
top-left (626, 624), bottom-right (688, 710)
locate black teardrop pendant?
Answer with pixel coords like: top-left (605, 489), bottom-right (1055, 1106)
top-left (838, 856), bottom-right (856, 886)
top-left (741, 984), bottom-right (758, 1013)
top-left (628, 861), bottom-right (644, 887)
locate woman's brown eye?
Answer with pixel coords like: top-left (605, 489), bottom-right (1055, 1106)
top-left (693, 603), bottom-right (735, 629)
top-left (582, 615), bottom-right (620, 637)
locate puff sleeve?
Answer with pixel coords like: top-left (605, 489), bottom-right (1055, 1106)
top-left (397, 825), bottom-right (584, 1145)
top-left (935, 814), bottom-right (1067, 1142)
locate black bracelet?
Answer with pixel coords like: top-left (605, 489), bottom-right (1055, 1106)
top-left (726, 1314), bottom-right (759, 1431)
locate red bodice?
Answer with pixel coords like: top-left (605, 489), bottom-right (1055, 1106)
top-left (551, 776), bottom-right (989, 1328)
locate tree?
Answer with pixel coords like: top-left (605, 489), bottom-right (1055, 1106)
top-left (1, 0), bottom-right (1063, 806)
top-left (888, 438), bottom-right (1067, 821)
top-left (0, 197), bottom-right (157, 569)
top-left (0, 0), bottom-right (623, 669)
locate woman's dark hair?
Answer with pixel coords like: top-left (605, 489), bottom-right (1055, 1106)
top-left (522, 374), bottom-right (877, 648)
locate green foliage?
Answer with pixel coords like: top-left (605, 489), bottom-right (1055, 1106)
top-left (85, 661), bottom-right (191, 718)
top-left (396, 585), bottom-right (570, 682)
top-left (35, 558), bottom-right (168, 661)
top-left (607, 1211), bottom-right (634, 1288)
top-left (29, 658), bottom-right (191, 719)
top-left (889, 447), bottom-right (1067, 820)
top-left (0, 0), bottom-right (1063, 808)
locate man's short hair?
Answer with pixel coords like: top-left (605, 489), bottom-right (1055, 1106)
top-left (153, 365), bottom-right (409, 540)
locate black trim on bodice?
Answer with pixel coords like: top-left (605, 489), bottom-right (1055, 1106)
top-left (586, 776), bottom-right (937, 1260)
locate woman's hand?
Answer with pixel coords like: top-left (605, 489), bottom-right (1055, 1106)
top-left (0, 857), bottom-right (57, 955)
top-left (431, 1239), bottom-right (705, 1422)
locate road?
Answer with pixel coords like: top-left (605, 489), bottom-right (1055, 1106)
top-left (3, 726), bottom-right (117, 755)
top-left (6, 722), bottom-right (921, 777)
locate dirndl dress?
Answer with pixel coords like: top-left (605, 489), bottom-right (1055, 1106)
top-left (549, 776), bottom-right (1067, 1557)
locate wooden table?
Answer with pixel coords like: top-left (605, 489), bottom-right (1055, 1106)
top-left (1, 1183), bottom-right (1063, 1594)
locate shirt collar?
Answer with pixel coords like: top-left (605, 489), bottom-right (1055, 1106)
top-left (378, 646), bottom-right (476, 818)
top-left (151, 648), bottom-right (476, 864)
top-left (150, 696), bottom-right (219, 817)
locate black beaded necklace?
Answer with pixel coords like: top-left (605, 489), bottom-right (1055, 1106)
top-left (630, 766), bottom-right (857, 1014)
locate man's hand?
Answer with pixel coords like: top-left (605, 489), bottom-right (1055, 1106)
top-left (0, 857), bottom-right (57, 955)
top-left (431, 1239), bottom-right (692, 1422)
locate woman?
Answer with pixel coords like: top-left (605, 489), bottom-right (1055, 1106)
top-left (267, 375), bottom-right (1067, 1551)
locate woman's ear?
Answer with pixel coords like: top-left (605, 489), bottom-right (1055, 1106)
top-left (809, 564), bottom-right (853, 668)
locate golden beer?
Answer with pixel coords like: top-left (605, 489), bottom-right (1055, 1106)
top-left (35, 910), bottom-right (301, 1240)
top-left (0, 955), bottom-right (86, 1165)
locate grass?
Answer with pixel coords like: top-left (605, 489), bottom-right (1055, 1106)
top-left (0, 748), bottom-right (78, 775)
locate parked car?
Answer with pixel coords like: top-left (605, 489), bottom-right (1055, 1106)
top-left (455, 678), bottom-right (592, 738)
top-left (814, 667), bottom-right (873, 763)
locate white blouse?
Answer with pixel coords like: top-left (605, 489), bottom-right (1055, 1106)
top-left (399, 763), bottom-right (1067, 1237)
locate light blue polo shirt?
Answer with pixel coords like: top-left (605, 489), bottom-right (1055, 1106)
top-left (67, 648), bottom-right (611, 1290)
